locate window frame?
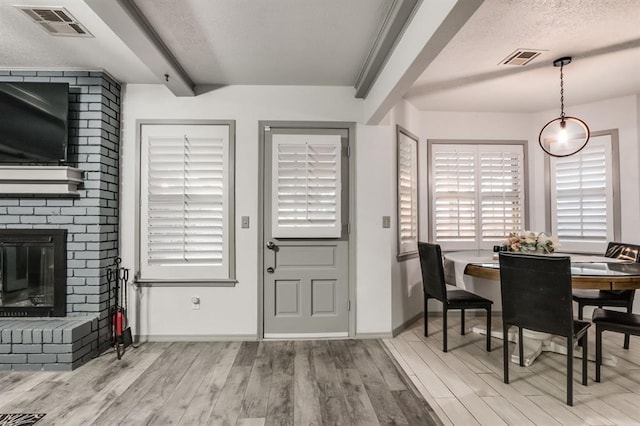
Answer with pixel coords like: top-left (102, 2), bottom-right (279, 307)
top-left (427, 139), bottom-right (529, 251)
top-left (136, 119), bottom-right (236, 285)
top-left (396, 125), bottom-right (419, 260)
top-left (545, 129), bottom-right (621, 254)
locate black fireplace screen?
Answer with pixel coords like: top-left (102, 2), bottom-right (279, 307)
top-left (0, 229), bottom-right (66, 317)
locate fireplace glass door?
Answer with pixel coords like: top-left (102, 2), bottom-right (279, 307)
top-left (1, 244), bottom-right (55, 308)
top-left (0, 229), bottom-right (66, 317)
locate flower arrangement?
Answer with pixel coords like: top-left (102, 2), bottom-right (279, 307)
top-left (502, 231), bottom-right (560, 254)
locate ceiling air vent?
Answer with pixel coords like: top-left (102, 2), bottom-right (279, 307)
top-left (500, 49), bottom-right (544, 66)
top-left (18, 7), bottom-right (93, 37)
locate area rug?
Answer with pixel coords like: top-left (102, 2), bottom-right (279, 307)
top-left (0, 414), bottom-right (45, 426)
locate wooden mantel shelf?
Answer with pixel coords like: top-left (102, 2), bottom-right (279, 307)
top-left (0, 166), bottom-right (84, 196)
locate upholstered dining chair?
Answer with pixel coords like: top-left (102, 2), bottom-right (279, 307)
top-left (499, 252), bottom-right (590, 406)
top-left (592, 308), bottom-right (640, 382)
top-left (418, 242), bottom-right (493, 353)
top-left (572, 241), bottom-right (640, 349)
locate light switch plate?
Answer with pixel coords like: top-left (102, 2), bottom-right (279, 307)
top-left (241, 216), bottom-right (250, 228)
top-left (382, 216), bottom-right (391, 228)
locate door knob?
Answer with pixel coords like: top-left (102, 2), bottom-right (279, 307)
top-left (266, 267), bottom-right (275, 273)
top-left (266, 241), bottom-right (276, 250)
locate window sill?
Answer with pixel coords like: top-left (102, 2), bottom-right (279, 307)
top-left (0, 166), bottom-right (84, 196)
top-left (397, 251), bottom-right (419, 262)
top-left (134, 278), bottom-right (237, 287)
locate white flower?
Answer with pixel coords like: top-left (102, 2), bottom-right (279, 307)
top-left (502, 231), bottom-right (560, 254)
top-left (537, 232), bottom-right (560, 252)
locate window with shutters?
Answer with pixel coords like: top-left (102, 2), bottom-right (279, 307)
top-left (271, 133), bottom-right (342, 238)
top-left (139, 122), bottom-right (235, 281)
top-left (397, 126), bottom-right (419, 258)
top-left (429, 142), bottom-right (526, 251)
top-left (549, 132), bottom-right (620, 253)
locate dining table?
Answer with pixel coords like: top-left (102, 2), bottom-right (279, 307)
top-left (443, 250), bottom-right (640, 366)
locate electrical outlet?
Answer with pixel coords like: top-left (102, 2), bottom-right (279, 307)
top-left (191, 296), bottom-right (200, 310)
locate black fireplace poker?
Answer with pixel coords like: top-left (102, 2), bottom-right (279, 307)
top-left (106, 257), bottom-right (133, 360)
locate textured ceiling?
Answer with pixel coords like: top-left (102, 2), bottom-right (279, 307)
top-left (404, 0), bottom-right (640, 112)
top-left (0, 0), bottom-right (155, 83)
top-left (1, 0), bottom-right (638, 114)
top-left (133, 0), bottom-right (391, 86)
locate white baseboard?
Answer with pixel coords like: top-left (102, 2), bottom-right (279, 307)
top-left (356, 332), bottom-right (394, 339)
top-left (392, 312), bottom-right (423, 337)
top-left (136, 334), bottom-right (258, 342)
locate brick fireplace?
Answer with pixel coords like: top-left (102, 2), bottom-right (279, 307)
top-left (0, 70), bottom-right (120, 370)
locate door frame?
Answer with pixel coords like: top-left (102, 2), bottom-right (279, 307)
top-left (258, 120), bottom-right (357, 339)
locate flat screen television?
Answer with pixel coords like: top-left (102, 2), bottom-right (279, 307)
top-left (0, 82), bottom-right (69, 163)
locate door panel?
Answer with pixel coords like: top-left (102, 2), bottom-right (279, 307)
top-left (311, 279), bottom-right (337, 315)
top-left (274, 280), bottom-right (300, 316)
top-left (276, 245), bottom-right (335, 268)
top-left (263, 125), bottom-right (349, 337)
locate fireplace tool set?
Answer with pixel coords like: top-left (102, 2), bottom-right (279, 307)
top-left (106, 257), bottom-right (133, 359)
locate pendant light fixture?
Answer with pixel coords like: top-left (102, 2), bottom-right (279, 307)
top-left (538, 57), bottom-right (590, 157)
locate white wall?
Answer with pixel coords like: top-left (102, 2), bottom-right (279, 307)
top-left (533, 95), bottom-right (640, 316)
top-left (420, 110), bottom-right (533, 233)
top-left (531, 95), bottom-right (640, 244)
top-left (387, 99), bottom-right (425, 331)
top-left (418, 110), bottom-right (531, 309)
top-left (355, 124), bottom-right (394, 335)
top-left (373, 107), bottom-right (534, 327)
top-left (120, 84), bottom-right (393, 339)
top-left (417, 95), bottom-right (640, 313)
top-left (420, 96), bottom-right (640, 242)
top-left (120, 83), bottom-right (640, 340)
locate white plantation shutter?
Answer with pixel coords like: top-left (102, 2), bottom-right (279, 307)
top-left (432, 146), bottom-right (476, 243)
top-left (550, 134), bottom-right (615, 251)
top-left (397, 129), bottom-right (418, 256)
top-left (430, 143), bottom-right (525, 250)
top-left (140, 124), bottom-right (232, 280)
top-left (479, 145), bottom-right (524, 241)
top-left (272, 134), bottom-right (342, 238)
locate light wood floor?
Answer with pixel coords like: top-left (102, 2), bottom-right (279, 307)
top-left (385, 315), bottom-right (640, 426)
top-left (1, 319), bottom-right (639, 426)
top-left (0, 339), bottom-right (438, 425)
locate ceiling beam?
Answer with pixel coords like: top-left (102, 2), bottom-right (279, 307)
top-left (84, 0), bottom-right (194, 96)
top-left (361, 0), bottom-right (483, 124)
top-left (354, 0), bottom-right (420, 99)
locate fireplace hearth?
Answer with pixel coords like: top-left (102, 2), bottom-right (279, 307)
top-left (0, 229), bottom-right (67, 317)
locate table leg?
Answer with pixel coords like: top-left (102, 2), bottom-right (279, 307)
top-left (510, 330), bottom-right (548, 367)
top-left (471, 325), bottom-right (617, 366)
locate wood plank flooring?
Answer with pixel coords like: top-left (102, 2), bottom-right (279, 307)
top-left (387, 315), bottom-right (640, 425)
top-left (0, 339), bottom-right (438, 425)
top-left (2, 315), bottom-right (639, 425)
